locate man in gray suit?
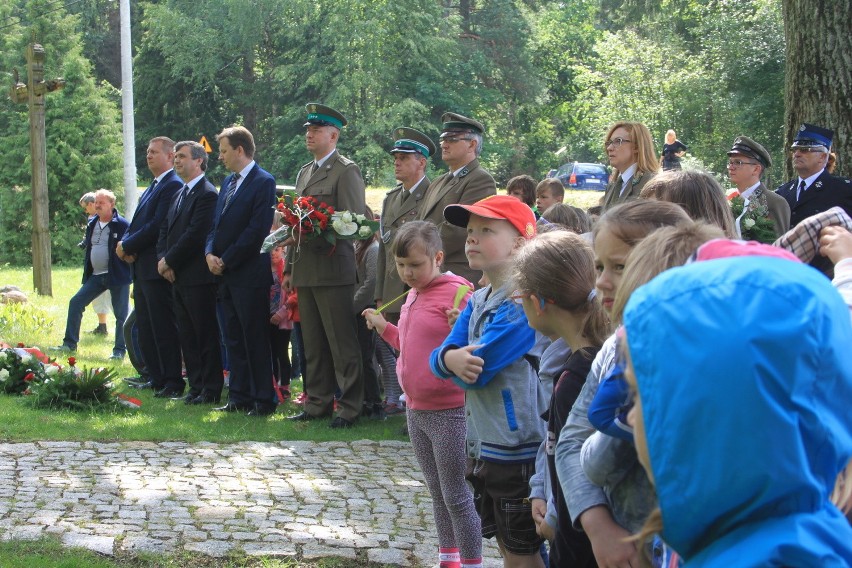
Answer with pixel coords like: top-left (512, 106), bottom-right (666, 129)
top-left (726, 136), bottom-right (790, 237)
top-left (285, 103), bottom-right (366, 428)
top-left (418, 113), bottom-right (496, 286)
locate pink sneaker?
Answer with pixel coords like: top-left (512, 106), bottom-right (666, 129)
top-left (384, 402), bottom-right (405, 415)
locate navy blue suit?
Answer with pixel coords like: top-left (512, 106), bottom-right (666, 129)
top-left (158, 177), bottom-right (222, 400)
top-left (776, 170), bottom-right (852, 275)
top-left (122, 169), bottom-right (184, 391)
top-left (205, 163), bottom-right (276, 408)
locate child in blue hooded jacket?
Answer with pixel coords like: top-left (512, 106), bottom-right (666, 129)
top-left (624, 251), bottom-right (852, 566)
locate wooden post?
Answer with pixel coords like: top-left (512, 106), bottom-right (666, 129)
top-left (9, 42), bottom-right (64, 296)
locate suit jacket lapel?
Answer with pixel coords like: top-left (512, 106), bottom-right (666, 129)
top-left (795, 171), bottom-right (828, 210)
top-left (222, 165), bottom-right (258, 216)
top-left (424, 161), bottom-right (475, 217)
top-left (388, 178), bottom-right (429, 226)
top-left (302, 151), bottom-right (336, 193)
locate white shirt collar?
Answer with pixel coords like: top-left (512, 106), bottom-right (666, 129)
top-left (798, 169), bottom-right (825, 190)
top-left (234, 161), bottom-right (255, 190)
top-left (154, 168), bottom-right (174, 184)
top-left (452, 161), bottom-right (474, 177)
top-left (403, 175), bottom-right (427, 193)
top-left (739, 181), bottom-right (762, 200)
top-left (315, 150), bottom-right (336, 168)
top-left (619, 163), bottom-right (638, 195)
top-left (186, 173), bottom-right (205, 190)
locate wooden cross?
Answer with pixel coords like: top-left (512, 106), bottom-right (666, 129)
top-left (9, 41), bottom-right (65, 296)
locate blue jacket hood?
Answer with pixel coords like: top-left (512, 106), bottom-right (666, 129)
top-left (624, 257), bottom-right (852, 565)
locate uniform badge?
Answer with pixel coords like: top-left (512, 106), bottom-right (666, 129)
top-left (309, 104), bottom-right (317, 113)
top-left (525, 223), bottom-right (536, 238)
top-left (458, 167), bottom-right (469, 178)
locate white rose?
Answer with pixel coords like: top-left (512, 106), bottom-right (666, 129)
top-left (0, 369), bottom-right (9, 382)
top-left (45, 365), bottom-right (60, 376)
top-left (354, 214), bottom-right (366, 223)
top-left (341, 211), bottom-right (353, 223)
top-left (332, 219), bottom-right (358, 236)
top-left (358, 225), bottom-right (373, 238)
top-left (743, 218), bottom-right (756, 229)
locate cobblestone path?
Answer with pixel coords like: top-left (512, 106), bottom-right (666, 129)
top-left (0, 440), bottom-right (502, 566)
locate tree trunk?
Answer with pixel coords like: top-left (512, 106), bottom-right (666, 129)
top-left (782, 0), bottom-right (852, 178)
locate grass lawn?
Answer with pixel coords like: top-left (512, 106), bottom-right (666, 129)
top-left (0, 266), bottom-right (406, 443)
top-left (0, 186), bottom-right (599, 444)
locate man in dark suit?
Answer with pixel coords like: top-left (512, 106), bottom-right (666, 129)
top-left (116, 137), bottom-right (183, 397)
top-left (206, 126), bottom-right (276, 416)
top-left (418, 113), bottom-right (496, 285)
top-left (776, 123), bottom-right (852, 274)
top-left (726, 136), bottom-right (790, 237)
top-left (157, 141), bottom-right (222, 405)
top-left (285, 103), bottom-right (366, 429)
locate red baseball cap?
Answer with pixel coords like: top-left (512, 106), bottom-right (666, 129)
top-left (444, 195), bottom-right (537, 240)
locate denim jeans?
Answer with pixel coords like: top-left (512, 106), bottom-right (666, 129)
top-left (63, 273), bottom-right (130, 354)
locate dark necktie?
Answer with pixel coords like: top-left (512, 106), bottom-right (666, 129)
top-left (401, 187), bottom-right (410, 200)
top-left (138, 179), bottom-right (157, 209)
top-left (311, 162), bottom-right (319, 175)
top-left (175, 184), bottom-right (190, 212)
top-left (796, 179), bottom-right (806, 202)
top-left (223, 174), bottom-right (241, 209)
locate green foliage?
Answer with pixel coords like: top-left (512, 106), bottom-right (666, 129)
top-left (0, 0), bottom-right (788, 264)
top-left (0, 0), bottom-right (124, 266)
top-left (25, 364), bottom-right (124, 411)
top-left (0, 301), bottom-right (54, 339)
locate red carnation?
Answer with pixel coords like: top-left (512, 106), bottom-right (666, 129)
top-left (23, 372), bottom-right (35, 382)
top-left (17, 342), bottom-right (25, 348)
top-left (68, 357), bottom-right (76, 367)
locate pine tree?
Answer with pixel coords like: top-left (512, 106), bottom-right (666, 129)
top-left (0, 0), bottom-right (123, 266)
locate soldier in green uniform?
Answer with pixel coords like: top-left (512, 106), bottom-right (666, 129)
top-left (418, 113), bottom-right (497, 286)
top-left (372, 127), bottom-right (436, 414)
top-left (285, 103), bottom-right (366, 428)
top-left (375, 128), bottom-right (436, 320)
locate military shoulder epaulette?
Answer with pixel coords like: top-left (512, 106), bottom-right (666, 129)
top-left (337, 154), bottom-right (354, 166)
top-left (385, 183), bottom-right (403, 196)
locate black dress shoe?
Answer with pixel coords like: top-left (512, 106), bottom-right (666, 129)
top-left (287, 411), bottom-right (322, 421)
top-left (214, 402), bottom-right (252, 412)
top-left (154, 387), bottom-right (184, 398)
top-left (123, 376), bottom-right (148, 386)
top-left (128, 380), bottom-right (153, 390)
top-left (329, 416), bottom-right (355, 429)
top-left (246, 404), bottom-right (276, 417)
top-left (186, 393), bottom-right (221, 405)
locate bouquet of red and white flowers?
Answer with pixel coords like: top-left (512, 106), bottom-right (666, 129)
top-left (262, 190), bottom-right (378, 252)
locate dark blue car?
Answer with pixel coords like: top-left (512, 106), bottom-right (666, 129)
top-left (556, 162), bottom-right (609, 191)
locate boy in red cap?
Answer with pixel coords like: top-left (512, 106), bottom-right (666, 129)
top-left (430, 195), bottom-right (547, 567)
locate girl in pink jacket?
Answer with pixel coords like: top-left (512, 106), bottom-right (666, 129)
top-left (364, 221), bottom-right (481, 568)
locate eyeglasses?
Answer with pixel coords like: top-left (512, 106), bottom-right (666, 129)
top-left (727, 159), bottom-right (758, 168)
top-left (510, 290), bottom-right (555, 308)
top-left (605, 137), bottom-right (631, 148)
top-left (790, 146), bottom-right (828, 154)
top-left (441, 136), bottom-right (473, 144)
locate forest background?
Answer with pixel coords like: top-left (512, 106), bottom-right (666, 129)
top-left (0, 0), bottom-right (830, 265)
